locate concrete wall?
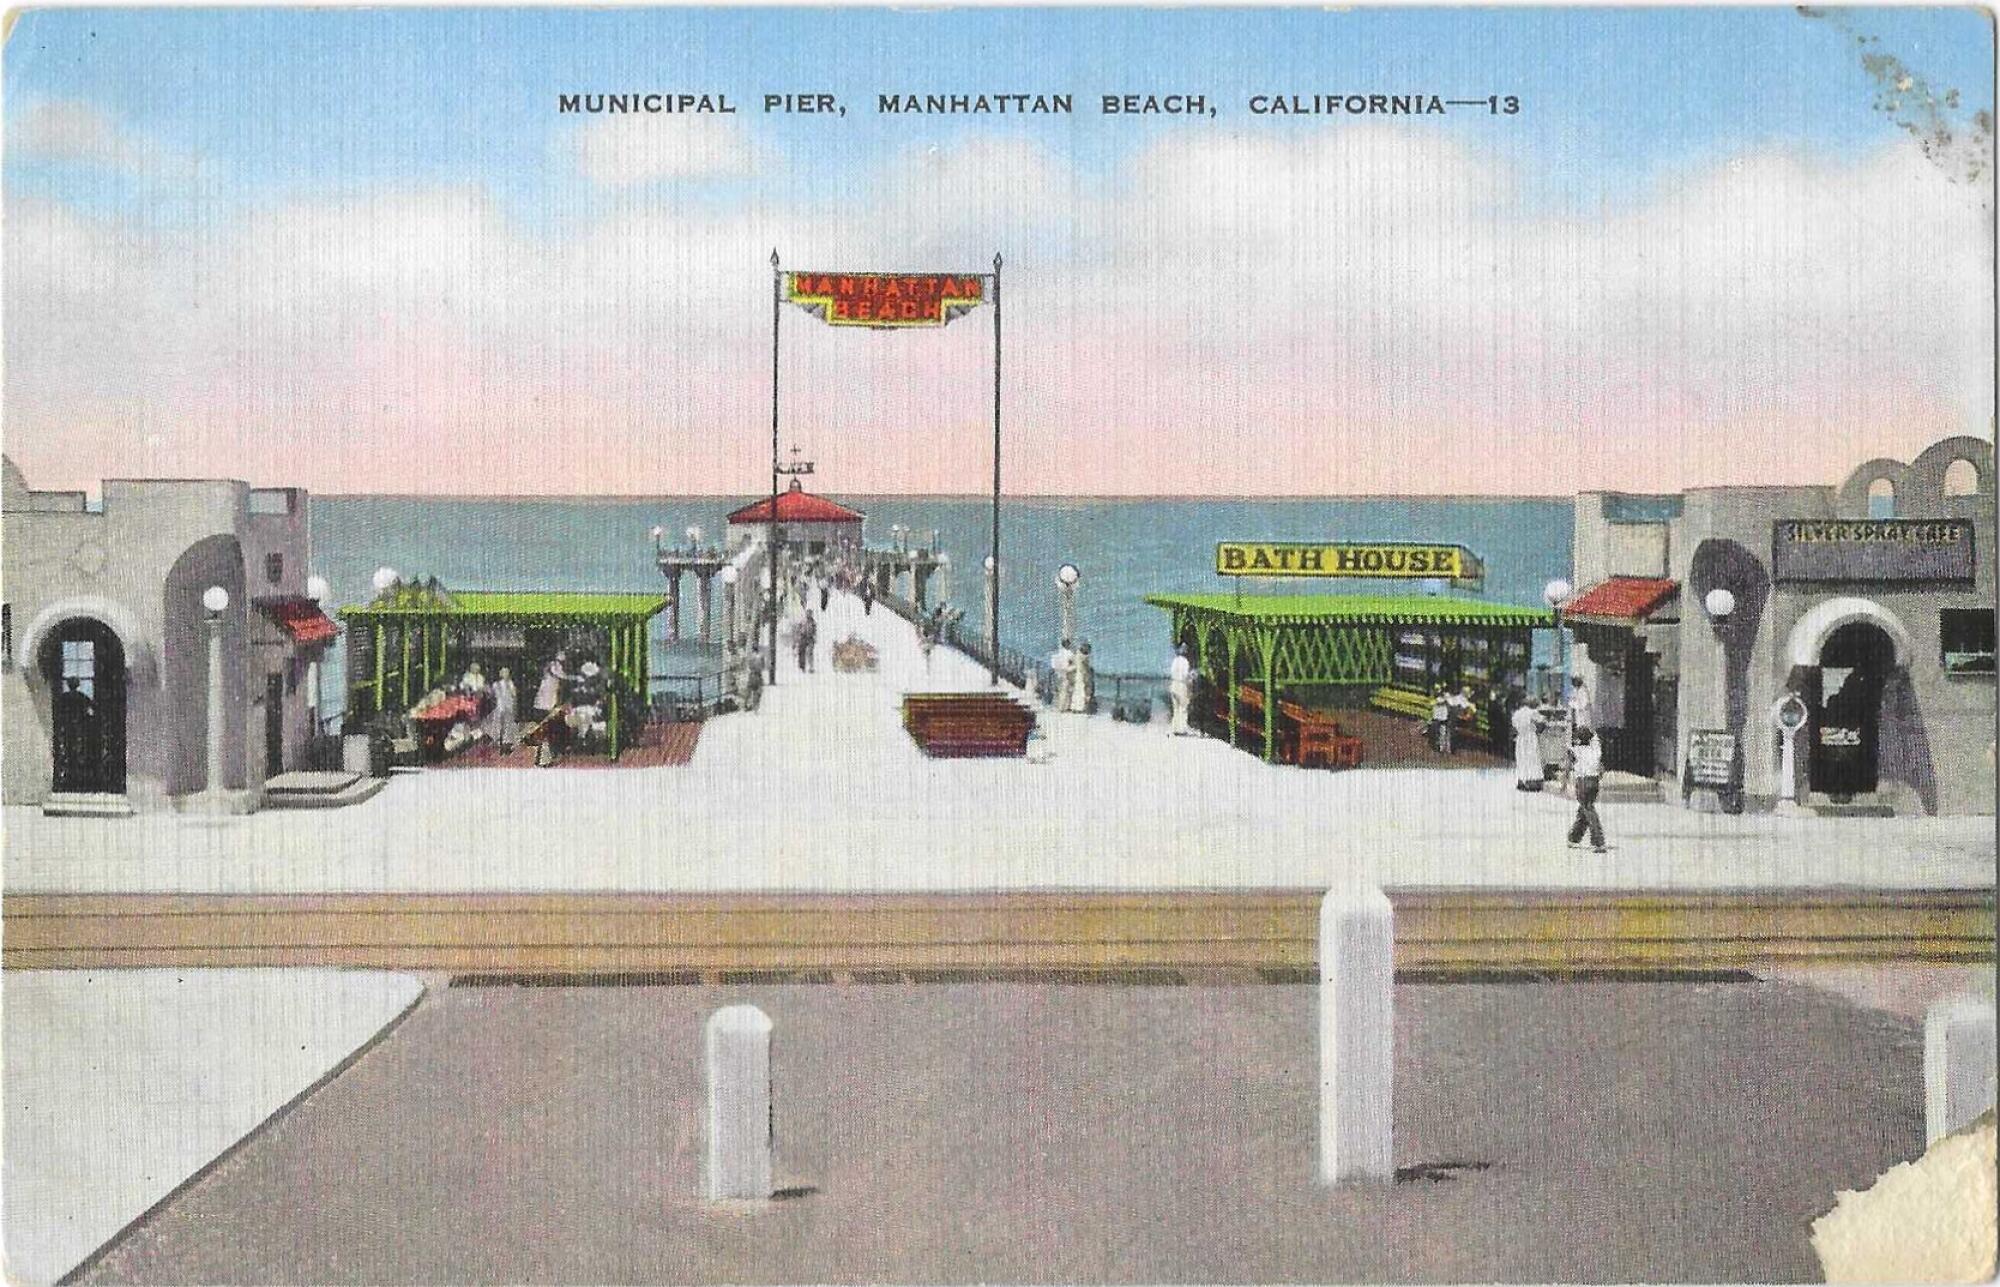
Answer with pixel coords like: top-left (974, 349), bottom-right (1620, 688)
top-left (2, 461), bottom-right (318, 810)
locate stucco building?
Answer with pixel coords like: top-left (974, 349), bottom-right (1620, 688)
top-left (1, 457), bottom-right (337, 814)
top-left (1564, 436), bottom-right (1995, 816)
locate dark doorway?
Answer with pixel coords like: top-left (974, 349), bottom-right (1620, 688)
top-left (1808, 622), bottom-right (1895, 797)
top-left (265, 671), bottom-right (286, 779)
top-left (39, 618), bottom-right (127, 794)
top-left (1610, 647), bottom-right (1656, 777)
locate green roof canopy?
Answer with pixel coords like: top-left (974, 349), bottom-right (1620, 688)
top-left (1144, 593), bottom-right (1552, 629)
top-left (340, 588), bottom-right (667, 622)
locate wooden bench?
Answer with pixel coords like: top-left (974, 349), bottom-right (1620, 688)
top-left (902, 692), bottom-right (1038, 758)
top-left (1370, 684), bottom-right (1492, 740)
top-left (1280, 699), bottom-right (1363, 769)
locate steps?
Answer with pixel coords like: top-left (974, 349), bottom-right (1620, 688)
top-left (262, 771), bottom-right (387, 810)
top-left (42, 793), bottom-right (135, 819)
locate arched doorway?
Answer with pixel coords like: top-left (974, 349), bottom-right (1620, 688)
top-left (38, 618), bottom-right (128, 794)
top-left (1808, 621), bottom-right (1895, 797)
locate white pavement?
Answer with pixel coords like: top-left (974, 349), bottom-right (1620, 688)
top-left (3, 589), bottom-right (1992, 896)
top-left (2, 968), bottom-right (422, 1284)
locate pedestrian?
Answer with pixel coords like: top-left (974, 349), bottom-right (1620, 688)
top-left (1509, 690), bottom-right (1545, 790)
top-left (796, 608), bottom-right (818, 672)
top-left (1068, 642), bottom-right (1094, 714)
top-left (1049, 637), bottom-right (1075, 711)
top-left (487, 667), bottom-right (520, 747)
top-left (1485, 685), bottom-right (1510, 754)
top-left (1566, 726), bottom-right (1609, 852)
top-left (860, 578), bottom-right (875, 615)
top-left (1449, 685), bottom-right (1477, 753)
top-left (1429, 686), bottom-right (1453, 753)
top-left (534, 652), bottom-right (569, 717)
top-left (1567, 676), bottom-right (1593, 732)
top-left (1168, 644), bottom-right (1193, 735)
top-left (819, 579), bottom-right (830, 611)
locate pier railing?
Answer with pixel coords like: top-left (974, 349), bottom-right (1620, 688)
top-left (649, 670), bottom-right (736, 721)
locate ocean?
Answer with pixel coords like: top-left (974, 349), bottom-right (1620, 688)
top-left (311, 495), bottom-right (1574, 718)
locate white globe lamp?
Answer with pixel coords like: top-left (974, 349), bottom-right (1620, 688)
top-left (305, 575), bottom-right (330, 602)
top-left (1542, 578), bottom-right (1572, 608)
top-left (1057, 563), bottom-right (1080, 587)
top-left (983, 555), bottom-right (996, 573)
top-left (372, 566), bottom-right (400, 593)
top-left (1704, 588), bottom-right (1736, 622)
top-left (201, 585), bottom-right (230, 614)
top-left (719, 565), bottom-right (738, 586)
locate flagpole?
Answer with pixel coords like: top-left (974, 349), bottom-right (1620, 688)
top-left (768, 250), bottom-right (781, 686)
top-left (989, 252), bottom-right (1003, 688)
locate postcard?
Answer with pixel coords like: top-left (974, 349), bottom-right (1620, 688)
top-left (2, 6), bottom-right (1994, 1283)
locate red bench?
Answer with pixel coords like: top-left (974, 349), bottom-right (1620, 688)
top-left (902, 692), bottom-right (1038, 758)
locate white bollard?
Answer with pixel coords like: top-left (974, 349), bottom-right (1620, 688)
top-left (1319, 885), bottom-right (1395, 1184)
top-left (705, 1004), bottom-right (774, 1200)
top-left (1924, 992), bottom-right (1997, 1146)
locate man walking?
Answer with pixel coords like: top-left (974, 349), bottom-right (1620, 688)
top-left (860, 578), bottom-right (875, 615)
top-left (1168, 644), bottom-right (1193, 735)
top-left (1566, 726), bottom-right (1608, 853)
top-left (796, 609), bottom-right (818, 673)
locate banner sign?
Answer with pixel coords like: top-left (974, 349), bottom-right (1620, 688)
top-left (786, 272), bottom-right (988, 329)
top-left (1686, 729), bottom-right (1737, 789)
top-left (1215, 541), bottom-right (1483, 584)
top-left (1771, 518), bottom-right (1975, 583)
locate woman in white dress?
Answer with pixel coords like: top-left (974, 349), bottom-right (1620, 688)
top-left (1068, 642), bottom-right (1094, 714)
top-left (1510, 694), bottom-right (1546, 790)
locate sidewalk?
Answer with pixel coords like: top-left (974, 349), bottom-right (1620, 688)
top-left (3, 589), bottom-right (1992, 897)
top-left (3, 969), bottom-right (423, 1284)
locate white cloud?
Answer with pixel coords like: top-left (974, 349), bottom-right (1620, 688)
top-left (568, 113), bottom-right (764, 187)
top-left (8, 99), bottom-right (200, 180)
top-left (4, 122), bottom-right (1992, 497)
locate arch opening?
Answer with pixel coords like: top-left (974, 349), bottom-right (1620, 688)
top-left (37, 617), bottom-right (128, 794)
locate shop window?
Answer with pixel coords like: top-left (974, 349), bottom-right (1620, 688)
top-left (1867, 478), bottom-right (1896, 519)
top-left (265, 552), bottom-right (284, 585)
top-left (1940, 608), bottom-right (1996, 675)
top-left (1944, 459), bottom-right (1981, 497)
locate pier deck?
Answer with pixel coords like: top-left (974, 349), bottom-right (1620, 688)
top-left (5, 588), bottom-right (1991, 970)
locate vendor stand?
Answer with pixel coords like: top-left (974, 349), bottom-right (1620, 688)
top-left (339, 580), bottom-right (666, 760)
top-left (1145, 593), bottom-right (1552, 764)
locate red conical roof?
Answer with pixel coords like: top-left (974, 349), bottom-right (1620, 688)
top-left (726, 480), bottom-right (865, 524)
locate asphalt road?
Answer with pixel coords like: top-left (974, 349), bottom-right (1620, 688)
top-left (78, 976), bottom-right (1925, 1284)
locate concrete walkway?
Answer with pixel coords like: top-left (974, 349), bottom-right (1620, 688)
top-left (2, 969), bottom-right (423, 1284)
top-left (4, 589), bottom-right (1991, 896)
top-left (72, 977), bottom-right (1931, 1284)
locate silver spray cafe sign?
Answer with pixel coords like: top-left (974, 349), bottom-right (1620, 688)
top-left (1216, 542), bottom-right (1484, 585)
top-left (1772, 519), bottom-right (1975, 583)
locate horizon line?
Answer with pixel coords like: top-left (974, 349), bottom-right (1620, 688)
top-left (319, 490), bottom-right (1577, 504)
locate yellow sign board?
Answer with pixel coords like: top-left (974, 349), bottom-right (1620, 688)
top-left (1215, 542), bottom-right (1482, 582)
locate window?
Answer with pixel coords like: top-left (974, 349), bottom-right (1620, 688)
top-left (1945, 459), bottom-right (1981, 497)
top-left (265, 552), bottom-right (284, 584)
top-left (60, 639), bottom-right (95, 697)
top-left (1867, 478), bottom-right (1896, 519)
top-left (1941, 609), bottom-right (1996, 675)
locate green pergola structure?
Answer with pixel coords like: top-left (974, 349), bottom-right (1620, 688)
top-left (1144, 593), bottom-right (1555, 763)
top-left (339, 580), bottom-right (667, 759)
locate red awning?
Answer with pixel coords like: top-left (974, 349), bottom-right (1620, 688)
top-left (1562, 577), bottom-right (1678, 624)
top-left (259, 596), bottom-right (340, 645)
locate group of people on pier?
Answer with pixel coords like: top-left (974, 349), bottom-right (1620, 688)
top-left (1044, 638), bottom-right (1096, 714)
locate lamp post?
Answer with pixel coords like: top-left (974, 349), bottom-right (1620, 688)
top-left (1703, 586), bottom-right (1741, 809)
top-left (305, 575), bottom-right (330, 729)
top-left (687, 525), bottom-right (703, 554)
top-left (1542, 578), bottom-right (1572, 704)
top-left (202, 585), bottom-right (230, 808)
top-left (719, 564), bottom-right (739, 640)
top-left (983, 556), bottom-right (998, 661)
top-left (1056, 563), bottom-right (1080, 646)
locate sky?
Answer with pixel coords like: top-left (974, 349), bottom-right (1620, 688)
top-left (4, 6), bottom-right (1994, 497)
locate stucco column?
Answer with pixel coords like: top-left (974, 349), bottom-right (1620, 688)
top-left (695, 571), bottom-right (714, 645)
top-left (204, 613), bottom-right (227, 801)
